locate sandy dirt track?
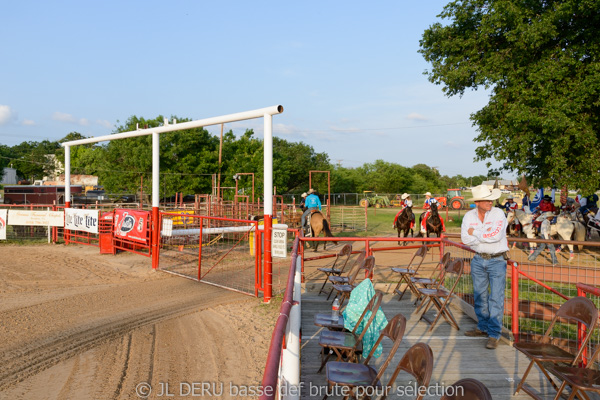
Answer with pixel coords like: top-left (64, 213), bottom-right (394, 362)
top-left (0, 244), bottom-right (278, 400)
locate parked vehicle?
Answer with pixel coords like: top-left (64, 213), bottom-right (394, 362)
top-left (3, 185), bottom-right (83, 205)
top-left (430, 189), bottom-right (466, 210)
top-left (359, 191), bottom-right (391, 208)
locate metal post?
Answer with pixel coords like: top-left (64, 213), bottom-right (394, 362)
top-left (511, 261), bottom-right (519, 342)
top-left (151, 132), bottom-right (160, 269)
top-left (264, 113), bottom-right (273, 303)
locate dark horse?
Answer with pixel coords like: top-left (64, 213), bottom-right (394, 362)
top-left (417, 202), bottom-right (443, 238)
top-left (308, 210), bottom-right (337, 252)
top-left (394, 206), bottom-right (414, 245)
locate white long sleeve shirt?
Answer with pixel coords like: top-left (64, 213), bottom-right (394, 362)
top-left (461, 207), bottom-right (509, 254)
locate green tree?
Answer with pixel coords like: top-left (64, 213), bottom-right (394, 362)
top-left (9, 140), bottom-right (60, 181)
top-left (419, 0), bottom-right (600, 192)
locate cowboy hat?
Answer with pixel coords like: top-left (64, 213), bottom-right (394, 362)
top-left (471, 185), bottom-right (502, 202)
top-left (301, 192), bottom-right (307, 198)
top-left (401, 193), bottom-right (409, 200)
top-left (506, 195), bottom-right (514, 200)
top-left (308, 188), bottom-right (315, 194)
top-left (543, 195), bottom-right (553, 201)
top-left (536, 211), bottom-right (555, 222)
top-left (424, 192), bottom-right (432, 197)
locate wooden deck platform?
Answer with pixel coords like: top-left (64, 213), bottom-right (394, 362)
top-left (300, 290), bottom-right (561, 400)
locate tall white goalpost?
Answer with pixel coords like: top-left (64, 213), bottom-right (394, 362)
top-left (61, 105), bottom-right (284, 302)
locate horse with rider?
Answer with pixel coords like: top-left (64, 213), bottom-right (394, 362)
top-left (393, 193), bottom-right (415, 244)
top-left (300, 188), bottom-right (335, 251)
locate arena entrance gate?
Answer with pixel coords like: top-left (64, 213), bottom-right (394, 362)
top-left (157, 212), bottom-right (265, 296)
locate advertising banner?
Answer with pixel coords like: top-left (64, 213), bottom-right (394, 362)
top-left (64, 208), bottom-right (99, 234)
top-left (8, 210), bottom-right (65, 227)
top-left (114, 209), bottom-right (149, 243)
top-left (0, 209), bottom-right (6, 240)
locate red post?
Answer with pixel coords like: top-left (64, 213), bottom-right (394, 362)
top-left (264, 214), bottom-right (273, 302)
top-left (511, 261), bottom-right (519, 342)
top-left (65, 201), bottom-right (71, 245)
top-left (151, 207), bottom-right (160, 269)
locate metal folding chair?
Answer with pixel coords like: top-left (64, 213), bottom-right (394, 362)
top-left (317, 291), bottom-right (383, 373)
top-left (514, 296), bottom-right (599, 398)
top-left (316, 243), bottom-right (353, 296)
top-left (390, 244), bottom-right (428, 300)
top-left (323, 313), bottom-right (407, 400)
top-left (440, 378), bottom-right (493, 400)
top-left (330, 256), bottom-right (375, 309)
top-left (547, 344), bottom-right (600, 400)
top-left (415, 258), bottom-right (464, 331)
top-left (326, 250), bottom-right (366, 300)
top-left (411, 251), bottom-right (451, 308)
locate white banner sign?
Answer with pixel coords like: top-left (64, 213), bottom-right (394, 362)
top-left (65, 208), bottom-right (99, 234)
top-left (271, 224), bottom-right (288, 258)
top-left (8, 210), bottom-right (64, 227)
top-left (0, 210), bottom-right (6, 240)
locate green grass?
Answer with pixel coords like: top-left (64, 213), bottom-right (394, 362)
top-left (332, 207), bottom-right (465, 238)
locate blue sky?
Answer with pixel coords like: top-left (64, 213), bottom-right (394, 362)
top-left (0, 1), bottom-right (503, 178)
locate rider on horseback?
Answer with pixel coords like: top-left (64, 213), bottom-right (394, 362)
top-left (301, 188), bottom-right (322, 234)
top-left (503, 195), bottom-right (521, 232)
top-left (423, 192), bottom-right (434, 209)
top-left (579, 193), bottom-right (599, 217)
top-left (532, 194), bottom-right (556, 232)
top-left (421, 197), bottom-right (441, 233)
top-left (393, 193), bottom-right (415, 228)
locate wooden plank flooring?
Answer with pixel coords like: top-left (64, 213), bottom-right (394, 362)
top-left (300, 290), bottom-right (562, 400)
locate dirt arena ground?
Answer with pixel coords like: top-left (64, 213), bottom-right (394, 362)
top-left (0, 244), bottom-right (279, 400)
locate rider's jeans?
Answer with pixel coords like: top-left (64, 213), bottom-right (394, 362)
top-left (528, 242), bottom-right (558, 264)
top-left (471, 254), bottom-right (507, 339)
top-left (301, 208), bottom-right (317, 230)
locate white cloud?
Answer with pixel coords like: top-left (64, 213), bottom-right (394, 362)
top-left (22, 119), bottom-right (36, 126)
top-left (52, 112), bottom-right (90, 127)
top-left (96, 119), bottom-right (112, 129)
top-left (406, 112), bottom-right (428, 122)
top-left (0, 105), bottom-right (16, 125)
top-left (52, 111), bottom-right (77, 123)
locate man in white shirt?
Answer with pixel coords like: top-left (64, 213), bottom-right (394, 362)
top-left (461, 185), bottom-right (509, 349)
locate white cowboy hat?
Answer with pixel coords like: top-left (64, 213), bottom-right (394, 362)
top-left (536, 211), bottom-right (555, 222)
top-left (401, 193), bottom-right (409, 200)
top-left (301, 192), bottom-right (307, 198)
top-left (506, 195), bottom-right (514, 200)
top-left (471, 185), bottom-right (501, 202)
top-left (424, 192), bottom-right (432, 197)
top-left (308, 188), bottom-right (315, 194)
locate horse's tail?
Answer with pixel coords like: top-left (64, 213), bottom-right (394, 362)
top-left (322, 219), bottom-right (338, 245)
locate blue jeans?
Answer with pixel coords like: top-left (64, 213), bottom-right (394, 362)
top-left (471, 255), bottom-right (507, 339)
top-left (528, 242), bottom-right (558, 264)
top-left (301, 208), bottom-right (317, 229)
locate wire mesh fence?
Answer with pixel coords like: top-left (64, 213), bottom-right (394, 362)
top-left (443, 235), bottom-right (600, 362)
top-left (158, 213), bottom-right (295, 296)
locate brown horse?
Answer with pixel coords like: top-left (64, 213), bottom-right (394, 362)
top-left (417, 202), bottom-right (443, 238)
top-left (395, 206), bottom-right (414, 245)
top-left (308, 210), bottom-right (337, 251)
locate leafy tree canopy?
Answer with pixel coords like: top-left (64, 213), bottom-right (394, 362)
top-left (419, 0), bottom-right (600, 194)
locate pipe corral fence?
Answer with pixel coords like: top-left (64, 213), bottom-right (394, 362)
top-left (260, 234), bottom-right (600, 400)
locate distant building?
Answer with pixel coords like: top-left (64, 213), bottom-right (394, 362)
top-left (481, 179), bottom-right (519, 191)
top-left (1, 167), bottom-right (18, 185)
